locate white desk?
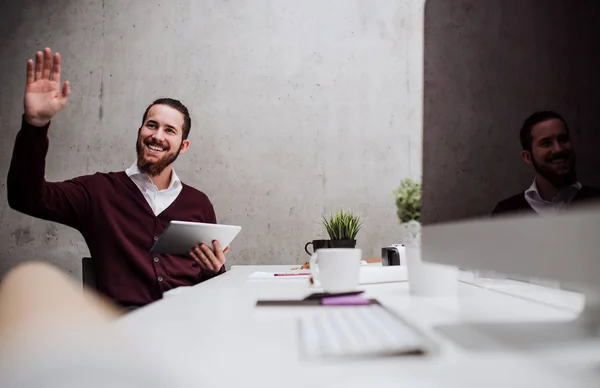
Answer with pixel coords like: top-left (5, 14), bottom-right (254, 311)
top-left (116, 265), bottom-right (600, 387)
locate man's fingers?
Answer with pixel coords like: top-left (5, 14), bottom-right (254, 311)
top-left (189, 250), bottom-right (202, 266)
top-left (212, 240), bottom-right (222, 253)
top-left (34, 51), bottom-right (43, 80)
top-left (191, 243), bottom-right (225, 273)
top-left (189, 249), bottom-right (200, 263)
top-left (58, 81), bottom-right (70, 108)
top-left (51, 52), bottom-right (61, 84)
top-left (196, 245), bottom-right (216, 272)
top-left (223, 246), bottom-right (230, 254)
top-left (200, 244), bottom-right (218, 270)
top-left (26, 59), bottom-right (34, 85)
top-left (61, 81), bottom-right (70, 99)
top-left (42, 47), bottom-right (52, 79)
top-left (211, 241), bottom-right (227, 265)
top-left (200, 244), bottom-right (220, 271)
top-left (209, 241), bottom-right (226, 270)
top-left (189, 249), bottom-right (209, 271)
top-left (194, 245), bottom-right (207, 259)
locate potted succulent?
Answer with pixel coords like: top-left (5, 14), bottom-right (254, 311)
top-left (321, 209), bottom-right (362, 248)
top-left (394, 178), bottom-right (421, 247)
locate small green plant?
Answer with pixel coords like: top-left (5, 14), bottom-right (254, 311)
top-left (394, 178), bottom-right (421, 223)
top-left (322, 209), bottom-right (362, 240)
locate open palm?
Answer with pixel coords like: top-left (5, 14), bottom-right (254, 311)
top-left (24, 48), bottom-right (70, 127)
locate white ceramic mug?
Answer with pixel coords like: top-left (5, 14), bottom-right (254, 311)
top-left (309, 248), bottom-right (362, 292)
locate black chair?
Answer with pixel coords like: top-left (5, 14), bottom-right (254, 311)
top-left (82, 257), bottom-right (97, 290)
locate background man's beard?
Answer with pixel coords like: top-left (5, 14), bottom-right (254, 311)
top-left (532, 155), bottom-right (577, 188)
top-left (135, 140), bottom-right (182, 177)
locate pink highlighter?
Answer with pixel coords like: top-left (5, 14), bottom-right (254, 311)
top-left (320, 294), bottom-right (371, 306)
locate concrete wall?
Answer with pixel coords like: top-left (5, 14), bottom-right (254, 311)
top-left (422, 0), bottom-right (600, 225)
top-left (0, 0), bottom-right (425, 278)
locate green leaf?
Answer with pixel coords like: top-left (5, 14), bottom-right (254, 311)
top-left (321, 208), bottom-right (362, 240)
top-left (394, 178), bottom-right (421, 223)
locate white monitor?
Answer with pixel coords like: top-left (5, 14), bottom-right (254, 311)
top-left (421, 0), bottom-right (600, 328)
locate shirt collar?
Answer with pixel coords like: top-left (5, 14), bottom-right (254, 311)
top-left (125, 162), bottom-right (181, 190)
top-left (525, 179), bottom-right (581, 203)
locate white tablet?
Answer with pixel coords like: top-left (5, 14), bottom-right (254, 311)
top-left (150, 221), bottom-right (242, 255)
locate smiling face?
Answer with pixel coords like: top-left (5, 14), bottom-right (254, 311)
top-left (521, 118), bottom-right (577, 188)
top-left (135, 104), bottom-right (190, 176)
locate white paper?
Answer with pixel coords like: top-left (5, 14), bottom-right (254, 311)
top-left (247, 266), bottom-right (406, 284)
top-left (247, 271), bottom-right (311, 279)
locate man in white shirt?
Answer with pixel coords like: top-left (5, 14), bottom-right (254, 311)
top-left (8, 47), bottom-right (228, 307)
top-left (492, 111), bottom-right (600, 216)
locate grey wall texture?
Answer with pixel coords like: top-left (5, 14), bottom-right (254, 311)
top-left (422, 0), bottom-right (600, 225)
top-left (0, 0), bottom-right (425, 278)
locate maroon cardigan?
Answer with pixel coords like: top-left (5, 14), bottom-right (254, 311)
top-left (7, 116), bottom-right (225, 307)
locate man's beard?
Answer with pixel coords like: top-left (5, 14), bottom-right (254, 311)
top-left (531, 151), bottom-right (577, 188)
top-left (135, 136), bottom-right (182, 177)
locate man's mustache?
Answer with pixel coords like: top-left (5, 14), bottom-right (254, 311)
top-left (143, 138), bottom-right (170, 151)
top-left (546, 151), bottom-right (571, 162)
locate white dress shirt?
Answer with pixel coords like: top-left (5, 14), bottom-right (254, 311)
top-left (524, 179), bottom-right (581, 215)
top-left (125, 162), bottom-right (183, 216)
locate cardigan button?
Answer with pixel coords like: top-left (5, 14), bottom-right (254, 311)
top-left (157, 276), bottom-right (163, 282)
top-left (154, 236), bottom-right (159, 241)
top-left (154, 257), bottom-right (160, 263)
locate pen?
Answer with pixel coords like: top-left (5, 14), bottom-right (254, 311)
top-left (274, 273), bottom-right (310, 276)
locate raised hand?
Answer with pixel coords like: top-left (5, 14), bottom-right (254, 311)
top-left (24, 47), bottom-right (70, 127)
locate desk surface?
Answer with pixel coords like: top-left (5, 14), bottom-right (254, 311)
top-left (117, 265), bottom-right (600, 388)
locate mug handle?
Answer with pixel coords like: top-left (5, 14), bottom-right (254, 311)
top-left (304, 241), bottom-right (314, 256)
top-left (309, 252), bottom-right (319, 285)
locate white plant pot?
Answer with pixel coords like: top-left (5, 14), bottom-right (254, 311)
top-left (400, 220), bottom-right (458, 297)
top-left (399, 220), bottom-right (422, 247)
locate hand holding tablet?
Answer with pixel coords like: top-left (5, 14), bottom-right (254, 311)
top-left (150, 221), bottom-right (242, 255)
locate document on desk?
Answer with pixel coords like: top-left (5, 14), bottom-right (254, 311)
top-left (247, 266), bottom-right (406, 284)
top-left (248, 271), bottom-right (311, 279)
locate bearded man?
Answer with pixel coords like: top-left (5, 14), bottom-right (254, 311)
top-left (7, 47), bottom-right (228, 309)
top-left (492, 110), bottom-right (600, 216)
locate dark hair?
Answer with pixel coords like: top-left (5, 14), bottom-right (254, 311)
top-left (519, 111), bottom-right (569, 151)
top-left (141, 98), bottom-right (192, 140)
